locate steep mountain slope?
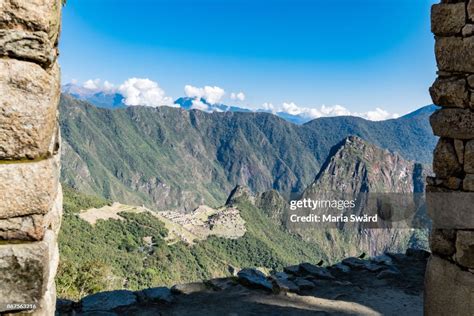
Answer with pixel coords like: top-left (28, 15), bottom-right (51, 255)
top-left (60, 95), bottom-right (436, 211)
top-left (57, 137), bottom-right (431, 301)
top-left (290, 136), bottom-right (431, 258)
top-left (57, 187), bottom-right (326, 300)
top-left (302, 105), bottom-right (438, 163)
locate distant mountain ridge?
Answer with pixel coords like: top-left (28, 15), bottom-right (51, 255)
top-left (60, 94), bottom-right (437, 212)
top-left (62, 84), bottom-right (432, 125)
top-left (62, 83), bottom-right (127, 109)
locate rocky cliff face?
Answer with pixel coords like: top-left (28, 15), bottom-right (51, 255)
top-left (303, 136), bottom-right (429, 195)
top-left (289, 136), bottom-right (431, 258)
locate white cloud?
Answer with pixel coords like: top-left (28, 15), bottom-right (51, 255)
top-left (190, 99), bottom-right (211, 112)
top-left (230, 92), bottom-right (246, 101)
top-left (184, 85), bottom-right (225, 104)
top-left (82, 79), bottom-right (115, 92)
top-left (265, 101), bottom-right (398, 121)
top-left (282, 102), bottom-right (323, 119)
top-left (83, 79), bottom-right (101, 90)
top-left (261, 102), bottom-right (276, 113)
top-left (119, 78), bottom-right (177, 108)
top-left (102, 80), bottom-right (115, 92)
top-left (320, 105), bottom-right (351, 117)
top-left (359, 108), bottom-right (399, 121)
top-left (74, 79), bottom-right (400, 121)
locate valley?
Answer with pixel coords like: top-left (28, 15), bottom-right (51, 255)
top-left (60, 95), bottom-right (437, 213)
top-left (57, 99), bottom-right (432, 301)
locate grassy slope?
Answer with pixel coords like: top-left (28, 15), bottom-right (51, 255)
top-left (57, 187), bottom-right (325, 300)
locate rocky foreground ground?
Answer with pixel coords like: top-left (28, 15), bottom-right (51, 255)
top-left (56, 248), bottom-right (428, 315)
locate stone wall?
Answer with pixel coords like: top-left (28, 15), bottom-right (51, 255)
top-left (0, 0), bottom-right (62, 315)
top-left (426, 1), bottom-right (474, 315)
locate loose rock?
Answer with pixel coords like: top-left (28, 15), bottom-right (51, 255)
top-left (376, 267), bottom-right (401, 280)
top-left (299, 262), bottom-right (335, 280)
top-left (237, 268), bottom-right (273, 291)
top-left (271, 278), bottom-right (299, 293)
top-left (283, 265), bottom-right (300, 275)
top-left (80, 290), bottom-right (137, 312)
top-left (171, 282), bottom-right (208, 295)
top-left (136, 287), bottom-right (173, 303)
top-left (294, 278), bottom-right (315, 291)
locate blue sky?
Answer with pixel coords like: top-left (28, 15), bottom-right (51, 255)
top-left (61, 0), bottom-right (437, 118)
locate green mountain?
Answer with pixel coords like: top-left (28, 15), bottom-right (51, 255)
top-left (57, 136), bottom-right (430, 301)
top-left (57, 186), bottom-right (326, 300)
top-left (60, 94), bottom-right (436, 211)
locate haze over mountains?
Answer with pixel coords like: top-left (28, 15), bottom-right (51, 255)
top-left (60, 94), bottom-right (437, 212)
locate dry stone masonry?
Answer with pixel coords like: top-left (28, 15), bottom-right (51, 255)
top-left (0, 0), bottom-right (62, 315)
top-left (426, 1), bottom-right (474, 315)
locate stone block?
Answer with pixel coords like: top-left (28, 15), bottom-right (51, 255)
top-left (430, 229), bottom-right (456, 257)
top-left (430, 77), bottom-right (468, 108)
top-left (427, 188), bottom-right (474, 229)
top-left (0, 29), bottom-right (57, 68)
top-left (469, 75), bottom-right (474, 88)
top-left (433, 138), bottom-right (463, 178)
top-left (425, 256), bottom-right (474, 316)
top-left (436, 36), bottom-right (474, 73)
top-left (456, 231), bottom-right (474, 269)
top-left (431, 3), bottom-right (466, 36)
top-left (464, 174), bottom-right (474, 191)
top-left (0, 0), bottom-right (62, 37)
top-left (32, 282), bottom-right (56, 316)
top-left (0, 185), bottom-right (62, 241)
top-left (465, 140), bottom-right (474, 173)
top-left (454, 139), bottom-right (465, 164)
top-left (0, 0), bottom-right (61, 66)
top-left (444, 176), bottom-right (463, 190)
top-left (0, 155), bottom-right (60, 219)
top-left (469, 0), bottom-right (474, 21)
top-left (0, 59), bottom-right (60, 160)
top-left (0, 229), bottom-right (58, 313)
top-left (431, 108), bottom-right (474, 139)
top-left (462, 24), bottom-right (474, 37)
